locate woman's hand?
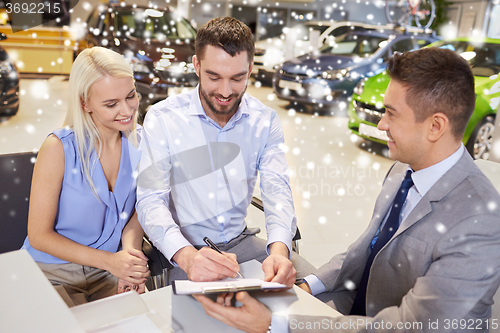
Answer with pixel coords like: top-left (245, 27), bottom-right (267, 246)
top-left (117, 278), bottom-right (146, 294)
top-left (107, 248), bottom-right (150, 284)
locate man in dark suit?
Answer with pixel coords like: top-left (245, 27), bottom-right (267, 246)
top-left (194, 47), bottom-right (500, 333)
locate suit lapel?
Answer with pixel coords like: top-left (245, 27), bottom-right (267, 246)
top-left (391, 153), bottom-right (474, 241)
top-left (330, 153), bottom-right (475, 294)
top-left (332, 162), bottom-right (408, 288)
top-left (360, 167), bottom-right (406, 247)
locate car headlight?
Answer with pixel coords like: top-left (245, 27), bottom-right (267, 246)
top-left (255, 48), bottom-right (266, 56)
top-left (164, 62), bottom-right (195, 75)
top-left (0, 59), bottom-right (13, 74)
top-left (184, 62), bottom-right (195, 73)
top-left (353, 77), bottom-right (368, 96)
top-left (320, 68), bottom-right (348, 80)
top-left (131, 60), bottom-right (151, 74)
top-left (124, 52), bottom-right (151, 74)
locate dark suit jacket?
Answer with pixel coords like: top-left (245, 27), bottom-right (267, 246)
top-left (291, 152), bottom-right (500, 332)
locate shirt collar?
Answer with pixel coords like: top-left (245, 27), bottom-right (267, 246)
top-left (188, 85), bottom-right (249, 125)
top-left (410, 144), bottom-right (465, 197)
top-left (188, 85), bottom-right (205, 116)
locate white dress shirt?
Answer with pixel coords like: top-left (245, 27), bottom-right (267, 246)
top-left (136, 86), bottom-right (296, 263)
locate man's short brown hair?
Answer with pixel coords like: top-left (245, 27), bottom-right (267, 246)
top-left (195, 17), bottom-right (254, 64)
top-left (387, 48), bottom-right (476, 139)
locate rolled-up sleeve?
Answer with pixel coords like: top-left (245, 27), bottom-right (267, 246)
top-left (136, 108), bottom-right (192, 263)
top-left (258, 110), bottom-right (296, 256)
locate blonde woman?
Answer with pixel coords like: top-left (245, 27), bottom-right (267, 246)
top-left (22, 47), bottom-right (149, 307)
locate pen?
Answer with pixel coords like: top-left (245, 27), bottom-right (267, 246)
top-left (203, 236), bottom-right (244, 278)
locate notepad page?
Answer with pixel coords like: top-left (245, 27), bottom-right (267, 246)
top-left (174, 278), bottom-right (286, 294)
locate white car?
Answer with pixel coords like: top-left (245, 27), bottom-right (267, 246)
top-left (252, 21), bottom-right (394, 82)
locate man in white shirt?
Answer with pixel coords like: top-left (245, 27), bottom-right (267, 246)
top-left (137, 17), bottom-right (315, 286)
top-left (194, 47), bottom-right (500, 332)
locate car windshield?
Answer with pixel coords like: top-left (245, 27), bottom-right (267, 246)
top-left (113, 8), bottom-right (196, 40)
top-left (319, 34), bottom-right (387, 56)
top-left (294, 23), bottom-right (330, 41)
top-left (435, 41), bottom-right (500, 77)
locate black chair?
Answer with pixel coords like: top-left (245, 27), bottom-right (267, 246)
top-left (0, 152), bottom-right (37, 254)
top-left (142, 236), bottom-right (173, 290)
top-left (143, 196), bottom-right (302, 290)
top-left (250, 196), bottom-right (301, 253)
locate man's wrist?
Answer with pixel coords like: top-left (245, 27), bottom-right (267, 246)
top-left (172, 246), bottom-right (196, 271)
top-left (270, 314), bottom-right (288, 333)
top-left (297, 281), bottom-right (312, 294)
top-left (303, 274), bottom-right (326, 295)
top-left (269, 241), bottom-right (289, 258)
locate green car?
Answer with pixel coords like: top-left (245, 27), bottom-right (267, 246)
top-left (348, 38), bottom-right (500, 160)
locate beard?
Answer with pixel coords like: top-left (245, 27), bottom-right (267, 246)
top-left (199, 81), bottom-right (246, 116)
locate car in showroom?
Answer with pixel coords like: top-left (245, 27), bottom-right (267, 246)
top-left (347, 38), bottom-right (500, 160)
top-left (253, 21), bottom-right (394, 83)
top-left (76, 4), bottom-right (198, 123)
top-left (273, 29), bottom-right (438, 108)
top-left (0, 33), bottom-right (19, 118)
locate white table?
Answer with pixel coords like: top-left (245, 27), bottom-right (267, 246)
top-left (0, 251), bottom-right (341, 333)
top-left (141, 260), bottom-right (342, 332)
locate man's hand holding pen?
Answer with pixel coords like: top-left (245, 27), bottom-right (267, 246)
top-left (172, 245), bottom-right (242, 282)
top-left (204, 236), bottom-right (244, 278)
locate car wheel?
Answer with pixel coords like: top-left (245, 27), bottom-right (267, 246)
top-left (466, 115), bottom-right (495, 160)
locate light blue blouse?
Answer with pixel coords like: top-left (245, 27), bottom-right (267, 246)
top-left (22, 127), bottom-right (141, 264)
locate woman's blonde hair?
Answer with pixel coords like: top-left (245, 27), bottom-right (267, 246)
top-left (63, 46), bottom-right (137, 198)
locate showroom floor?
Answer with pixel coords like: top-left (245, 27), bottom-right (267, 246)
top-left (0, 77), bottom-right (395, 268)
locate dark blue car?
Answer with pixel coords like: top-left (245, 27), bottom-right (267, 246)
top-left (273, 30), bottom-right (438, 108)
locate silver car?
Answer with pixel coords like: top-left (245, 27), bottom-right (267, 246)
top-left (252, 21), bottom-right (394, 83)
